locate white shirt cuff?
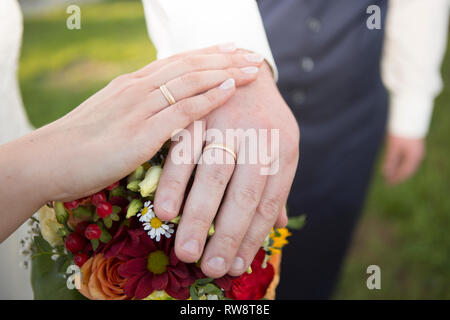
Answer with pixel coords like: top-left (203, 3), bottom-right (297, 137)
top-left (388, 93), bottom-right (435, 139)
top-left (142, 0), bottom-right (278, 80)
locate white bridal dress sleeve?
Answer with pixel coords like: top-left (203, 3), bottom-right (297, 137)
top-left (0, 0), bottom-right (34, 299)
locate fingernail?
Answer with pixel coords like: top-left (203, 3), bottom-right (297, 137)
top-left (219, 42), bottom-right (236, 52)
top-left (206, 257), bottom-right (226, 273)
top-left (245, 53), bottom-right (264, 63)
top-left (219, 78), bottom-right (235, 90)
top-left (240, 66), bottom-right (259, 74)
top-left (159, 200), bottom-right (176, 215)
top-left (181, 239), bottom-right (199, 255)
top-left (231, 257), bottom-right (245, 271)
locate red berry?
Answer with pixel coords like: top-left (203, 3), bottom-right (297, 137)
top-left (74, 253), bottom-right (89, 267)
top-left (91, 192), bottom-right (107, 207)
top-left (96, 202), bottom-right (113, 218)
top-left (65, 233), bottom-right (87, 253)
top-left (85, 224), bottom-right (102, 240)
top-left (75, 221), bottom-right (90, 235)
top-left (63, 200), bottom-right (79, 210)
top-left (106, 181), bottom-right (120, 191)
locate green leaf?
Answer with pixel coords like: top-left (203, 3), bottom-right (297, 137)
top-left (110, 212), bottom-right (120, 221)
top-left (91, 238), bottom-right (99, 251)
top-left (126, 180), bottom-right (140, 192)
top-left (34, 236), bottom-right (52, 253)
top-left (103, 216), bottom-right (113, 229)
top-left (195, 277), bottom-right (213, 286)
top-left (112, 206), bottom-right (121, 215)
top-left (203, 283), bottom-right (221, 295)
top-left (99, 230), bottom-right (112, 244)
top-left (110, 186), bottom-right (126, 198)
top-left (287, 214), bottom-right (306, 230)
top-left (274, 228), bottom-right (281, 237)
top-left (31, 253), bottom-right (86, 300)
top-left (54, 202), bottom-right (68, 224)
top-left (72, 206), bottom-right (92, 219)
top-left (56, 227), bottom-right (68, 238)
top-left (54, 255), bottom-right (71, 273)
top-left (127, 165), bottom-right (145, 183)
top-left (189, 285), bottom-right (199, 300)
top-left (126, 199), bottom-right (143, 219)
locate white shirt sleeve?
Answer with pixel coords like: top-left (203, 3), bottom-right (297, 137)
top-left (141, 0), bottom-right (278, 79)
top-left (382, 0), bottom-right (450, 139)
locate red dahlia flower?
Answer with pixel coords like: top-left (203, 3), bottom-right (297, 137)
top-left (225, 249), bottom-right (274, 300)
top-left (104, 227), bottom-right (195, 299)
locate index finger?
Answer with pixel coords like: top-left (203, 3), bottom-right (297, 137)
top-left (133, 43), bottom-right (237, 78)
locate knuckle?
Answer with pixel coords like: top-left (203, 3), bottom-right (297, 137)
top-left (161, 176), bottom-right (184, 193)
top-left (233, 186), bottom-right (260, 210)
top-left (203, 165), bottom-right (230, 187)
top-left (287, 150), bottom-right (299, 165)
top-left (174, 100), bottom-right (196, 120)
top-left (180, 72), bottom-right (201, 88)
top-left (223, 54), bottom-right (234, 67)
top-left (181, 56), bottom-right (199, 68)
top-left (256, 118), bottom-right (273, 130)
top-left (226, 68), bottom-right (239, 80)
top-left (202, 90), bottom-right (218, 106)
top-left (242, 232), bottom-right (264, 251)
top-left (286, 145), bottom-right (299, 164)
top-left (215, 233), bottom-right (240, 252)
top-left (112, 73), bottom-right (133, 85)
top-left (258, 197), bottom-right (281, 223)
top-left (283, 132), bottom-right (300, 163)
top-left (187, 213), bottom-right (211, 233)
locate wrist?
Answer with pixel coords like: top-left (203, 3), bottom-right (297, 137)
top-left (0, 133), bottom-right (49, 216)
top-left (16, 127), bottom-right (58, 205)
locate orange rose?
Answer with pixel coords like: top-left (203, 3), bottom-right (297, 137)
top-left (78, 253), bottom-right (129, 300)
top-left (264, 253), bottom-right (282, 300)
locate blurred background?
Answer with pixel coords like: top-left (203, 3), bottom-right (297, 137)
top-left (17, 0), bottom-right (450, 299)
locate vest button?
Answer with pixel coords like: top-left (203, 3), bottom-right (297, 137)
top-left (300, 56), bottom-right (315, 72)
top-left (306, 17), bottom-right (321, 33)
top-left (292, 90), bottom-right (306, 105)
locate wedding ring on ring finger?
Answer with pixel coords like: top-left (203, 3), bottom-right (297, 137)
top-left (159, 84), bottom-right (176, 105)
top-left (202, 143), bottom-right (237, 165)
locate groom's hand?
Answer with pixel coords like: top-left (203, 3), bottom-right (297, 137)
top-left (383, 134), bottom-right (425, 185)
top-left (154, 62), bottom-right (300, 278)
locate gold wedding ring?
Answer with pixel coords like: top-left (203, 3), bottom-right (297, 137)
top-left (203, 143), bottom-right (237, 162)
top-left (159, 84), bottom-right (176, 105)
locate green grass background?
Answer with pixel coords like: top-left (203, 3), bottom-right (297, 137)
top-left (19, 0), bottom-right (450, 299)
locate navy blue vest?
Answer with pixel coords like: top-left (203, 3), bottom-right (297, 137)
top-left (258, 0), bottom-right (389, 212)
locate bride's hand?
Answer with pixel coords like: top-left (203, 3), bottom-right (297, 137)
top-left (0, 44), bottom-right (263, 240)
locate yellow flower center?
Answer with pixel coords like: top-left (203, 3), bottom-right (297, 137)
top-left (147, 250), bottom-right (169, 274)
top-left (141, 207), bottom-right (148, 216)
top-left (150, 217), bottom-right (163, 229)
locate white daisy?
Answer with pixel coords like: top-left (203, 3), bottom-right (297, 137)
top-left (138, 202), bottom-right (174, 242)
top-left (137, 201), bottom-right (153, 223)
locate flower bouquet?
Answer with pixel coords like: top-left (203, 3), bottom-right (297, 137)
top-left (24, 146), bottom-right (302, 300)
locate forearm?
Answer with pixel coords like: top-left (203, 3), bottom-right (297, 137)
top-left (0, 129), bottom-right (51, 242)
